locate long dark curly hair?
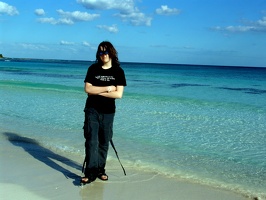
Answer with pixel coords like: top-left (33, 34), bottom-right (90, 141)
top-left (96, 41), bottom-right (120, 67)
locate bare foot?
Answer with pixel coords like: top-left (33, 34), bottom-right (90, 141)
top-left (98, 173), bottom-right (108, 181)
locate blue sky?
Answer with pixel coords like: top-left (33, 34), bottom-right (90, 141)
top-left (0, 0), bottom-right (266, 67)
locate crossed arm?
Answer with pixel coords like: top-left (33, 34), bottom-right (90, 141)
top-left (84, 82), bottom-right (124, 99)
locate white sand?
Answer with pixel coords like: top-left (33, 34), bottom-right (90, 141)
top-left (0, 131), bottom-right (251, 200)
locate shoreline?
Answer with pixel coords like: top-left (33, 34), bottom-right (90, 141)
top-left (0, 131), bottom-right (254, 200)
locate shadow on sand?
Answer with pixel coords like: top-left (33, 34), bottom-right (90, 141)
top-left (3, 132), bottom-right (82, 186)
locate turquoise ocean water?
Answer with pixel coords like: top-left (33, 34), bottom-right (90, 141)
top-left (1, 59), bottom-right (266, 199)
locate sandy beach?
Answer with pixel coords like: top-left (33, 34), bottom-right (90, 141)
top-left (0, 131), bottom-right (252, 200)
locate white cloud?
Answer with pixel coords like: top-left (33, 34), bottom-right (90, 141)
top-left (82, 41), bottom-right (91, 47)
top-left (213, 26), bottom-right (254, 32)
top-left (77, 0), bottom-right (134, 13)
top-left (257, 16), bottom-right (266, 26)
top-left (77, 0), bottom-right (152, 26)
top-left (57, 17), bottom-right (74, 25)
top-left (115, 11), bottom-right (152, 26)
top-left (0, 1), bottom-right (19, 15)
top-left (155, 5), bottom-right (180, 16)
top-left (97, 24), bottom-right (118, 33)
top-left (254, 16), bottom-right (266, 31)
top-left (37, 17), bottom-right (58, 25)
top-left (57, 9), bottom-right (99, 22)
top-left (60, 40), bottom-right (75, 45)
top-left (35, 9), bottom-right (45, 16)
top-left (37, 9), bottom-right (99, 25)
top-left (19, 43), bottom-right (48, 50)
top-left (213, 15), bottom-right (266, 33)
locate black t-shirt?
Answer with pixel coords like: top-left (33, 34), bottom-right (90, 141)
top-left (84, 63), bottom-right (127, 113)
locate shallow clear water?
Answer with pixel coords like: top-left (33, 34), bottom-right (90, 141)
top-left (1, 59), bottom-right (266, 198)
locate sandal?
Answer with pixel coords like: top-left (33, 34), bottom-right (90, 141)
top-left (98, 173), bottom-right (108, 181)
top-left (80, 177), bottom-right (95, 185)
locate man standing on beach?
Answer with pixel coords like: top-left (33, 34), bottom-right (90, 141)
top-left (81, 41), bottom-right (126, 184)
